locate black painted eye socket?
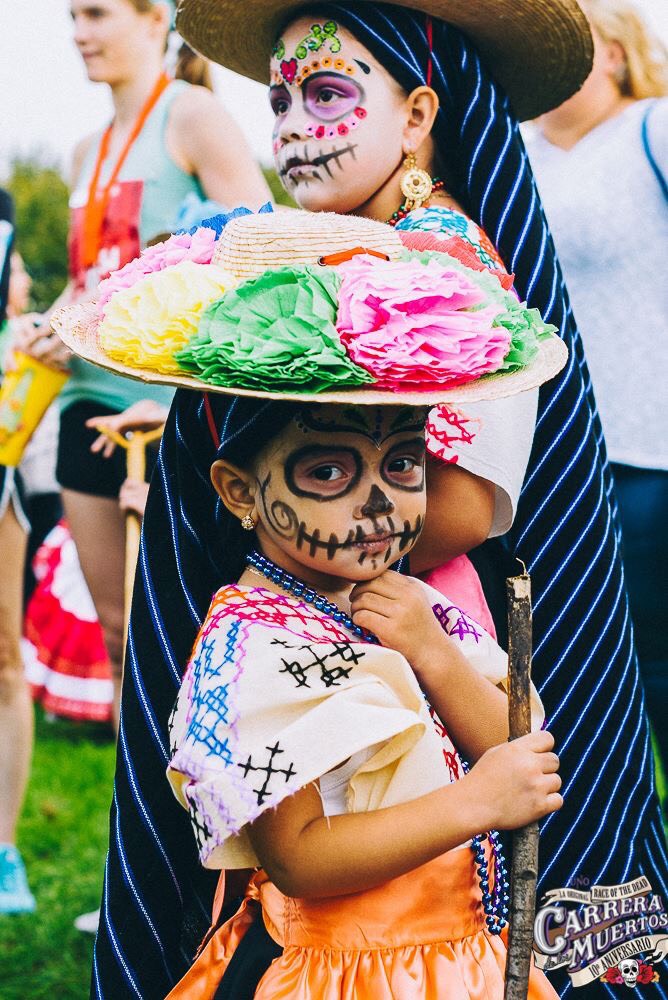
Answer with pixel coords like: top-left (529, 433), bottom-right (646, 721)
top-left (381, 439), bottom-right (426, 491)
top-left (285, 445), bottom-right (362, 500)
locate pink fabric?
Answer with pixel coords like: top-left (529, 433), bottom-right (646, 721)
top-left (335, 256), bottom-right (511, 391)
top-left (422, 554), bottom-right (497, 640)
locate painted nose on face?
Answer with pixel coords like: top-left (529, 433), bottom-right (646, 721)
top-left (358, 484), bottom-right (395, 520)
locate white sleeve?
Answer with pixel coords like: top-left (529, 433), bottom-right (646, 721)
top-left (427, 389), bottom-right (538, 537)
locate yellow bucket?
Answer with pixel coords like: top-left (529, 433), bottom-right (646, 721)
top-left (0, 352), bottom-right (68, 466)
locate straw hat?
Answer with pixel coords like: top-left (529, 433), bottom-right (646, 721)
top-left (213, 210), bottom-right (405, 280)
top-left (175, 0), bottom-right (593, 122)
top-left (52, 210), bottom-right (568, 407)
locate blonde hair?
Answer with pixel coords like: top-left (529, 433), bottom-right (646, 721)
top-left (582, 0), bottom-right (668, 98)
top-left (127, 0), bottom-right (213, 90)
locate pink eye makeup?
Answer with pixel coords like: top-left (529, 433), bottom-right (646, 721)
top-left (302, 73), bottom-right (368, 140)
top-left (303, 73), bottom-right (363, 121)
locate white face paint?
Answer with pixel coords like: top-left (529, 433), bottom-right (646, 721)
top-left (269, 16), bottom-right (407, 214)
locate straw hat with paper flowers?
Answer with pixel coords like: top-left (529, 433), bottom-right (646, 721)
top-left (52, 209), bottom-right (567, 406)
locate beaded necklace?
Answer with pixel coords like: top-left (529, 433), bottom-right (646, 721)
top-left (387, 177), bottom-right (445, 227)
top-left (244, 548), bottom-right (509, 934)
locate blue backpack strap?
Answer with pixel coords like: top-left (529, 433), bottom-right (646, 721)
top-left (641, 102), bottom-right (668, 203)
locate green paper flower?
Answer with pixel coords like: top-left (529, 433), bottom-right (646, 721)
top-left (175, 265), bottom-right (374, 392)
top-left (492, 302), bottom-right (558, 373)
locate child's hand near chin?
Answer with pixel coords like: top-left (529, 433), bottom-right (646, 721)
top-left (350, 571), bottom-right (445, 673)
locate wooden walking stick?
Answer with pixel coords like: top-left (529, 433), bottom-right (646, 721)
top-left (94, 424), bottom-right (164, 642)
top-left (504, 562), bottom-right (540, 1000)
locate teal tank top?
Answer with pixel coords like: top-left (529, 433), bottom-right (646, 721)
top-left (62, 80), bottom-right (204, 413)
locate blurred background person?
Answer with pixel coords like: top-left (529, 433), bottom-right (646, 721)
top-left (13, 0), bottom-right (271, 739)
top-left (0, 194), bottom-right (35, 915)
top-left (527, 0), bottom-right (668, 776)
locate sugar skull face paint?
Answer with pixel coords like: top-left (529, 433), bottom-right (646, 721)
top-left (252, 404), bottom-right (428, 581)
top-left (270, 71), bottom-right (367, 142)
top-left (270, 17), bottom-right (407, 213)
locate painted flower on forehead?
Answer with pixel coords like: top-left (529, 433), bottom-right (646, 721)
top-left (97, 226), bottom-right (218, 314)
top-left (99, 260), bottom-right (233, 374)
top-left (335, 256), bottom-right (511, 391)
top-left (176, 266), bottom-right (374, 392)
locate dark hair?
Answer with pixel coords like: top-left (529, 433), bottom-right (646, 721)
top-left (175, 40), bottom-right (213, 90)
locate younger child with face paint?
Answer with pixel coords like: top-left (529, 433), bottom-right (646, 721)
top-left (53, 209), bottom-right (566, 998)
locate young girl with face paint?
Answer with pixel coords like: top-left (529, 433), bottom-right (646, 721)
top-left (52, 203), bottom-right (567, 995)
top-left (86, 2), bottom-right (668, 996)
top-left (164, 398), bottom-right (561, 999)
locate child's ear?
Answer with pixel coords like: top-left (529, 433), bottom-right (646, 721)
top-left (211, 460), bottom-right (257, 522)
top-left (402, 86), bottom-right (439, 154)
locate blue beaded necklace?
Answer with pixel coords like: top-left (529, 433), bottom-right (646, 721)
top-left (245, 548), bottom-right (509, 934)
top-left (246, 549), bottom-right (378, 642)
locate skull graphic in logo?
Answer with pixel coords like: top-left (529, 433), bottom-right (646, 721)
top-left (619, 960), bottom-right (640, 988)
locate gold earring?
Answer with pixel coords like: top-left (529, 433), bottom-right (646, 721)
top-left (241, 514), bottom-right (256, 531)
top-left (400, 151), bottom-right (434, 212)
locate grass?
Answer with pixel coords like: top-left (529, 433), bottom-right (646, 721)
top-left (0, 709), bottom-right (116, 1000)
top-left (0, 711), bottom-right (665, 1000)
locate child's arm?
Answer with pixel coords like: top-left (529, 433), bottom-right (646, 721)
top-left (248, 730), bottom-right (560, 899)
top-left (351, 572), bottom-right (509, 761)
top-left (409, 460), bottom-right (495, 573)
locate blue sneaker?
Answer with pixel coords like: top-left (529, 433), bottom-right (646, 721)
top-left (0, 845), bottom-right (36, 914)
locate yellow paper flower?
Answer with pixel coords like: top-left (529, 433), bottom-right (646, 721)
top-left (99, 260), bottom-right (234, 374)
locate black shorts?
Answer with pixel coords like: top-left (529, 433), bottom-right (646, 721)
top-left (56, 400), bottom-right (159, 499)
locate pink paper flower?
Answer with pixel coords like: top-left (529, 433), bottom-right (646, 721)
top-left (335, 256), bottom-right (511, 391)
top-left (98, 226), bottom-right (218, 314)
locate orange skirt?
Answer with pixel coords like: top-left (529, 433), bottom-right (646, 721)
top-left (167, 846), bottom-right (558, 1000)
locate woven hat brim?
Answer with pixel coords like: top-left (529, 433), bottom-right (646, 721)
top-left (53, 301), bottom-right (568, 407)
top-left (175, 0), bottom-right (593, 122)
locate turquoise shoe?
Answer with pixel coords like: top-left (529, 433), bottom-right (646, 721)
top-left (0, 845), bottom-right (36, 914)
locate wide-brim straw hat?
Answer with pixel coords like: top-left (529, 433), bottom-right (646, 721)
top-left (175, 0), bottom-right (593, 122)
top-left (52, 210), bottom-right (568, 407)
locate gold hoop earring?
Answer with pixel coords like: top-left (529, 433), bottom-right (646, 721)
top-left (241, 514), bottom-right (256, 531)
top-left (400, 151), bottom-right (434, 212)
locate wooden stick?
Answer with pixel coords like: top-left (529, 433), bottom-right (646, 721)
top-left (94, 423), bottom-right (163, 644)
top-left (504, 567), bottom-right (540, 1000)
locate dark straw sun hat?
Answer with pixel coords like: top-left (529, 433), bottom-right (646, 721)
top-left (175, 0), bottom-right (593, 121)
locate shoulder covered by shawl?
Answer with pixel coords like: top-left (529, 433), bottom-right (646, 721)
top-left (395, 205), bottom-right (515, 290)
top-left (167, 582), bottom-right (539, 870)
top-left (168, 585), bottom-right (441, 868)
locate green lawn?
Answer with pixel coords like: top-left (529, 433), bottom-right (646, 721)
top-left (0, 710), bottom-right (115, 1000)
top-left (0, 711), bottom-right (665, 1000)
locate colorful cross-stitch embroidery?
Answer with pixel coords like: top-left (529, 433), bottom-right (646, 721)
top-left (168, 582), bottom-right (514, 869)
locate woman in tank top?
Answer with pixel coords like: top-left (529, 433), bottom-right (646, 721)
top-left (12, 0), bottom-right (271, 740)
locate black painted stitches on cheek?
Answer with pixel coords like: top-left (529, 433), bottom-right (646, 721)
top-left (284, 445), bottom-right (363, 501)
top-left (398, 514), bottom-right (424, 552)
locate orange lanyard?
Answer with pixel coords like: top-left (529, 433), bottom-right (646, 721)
top-left (81, 71), bottom-right (171, 270)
